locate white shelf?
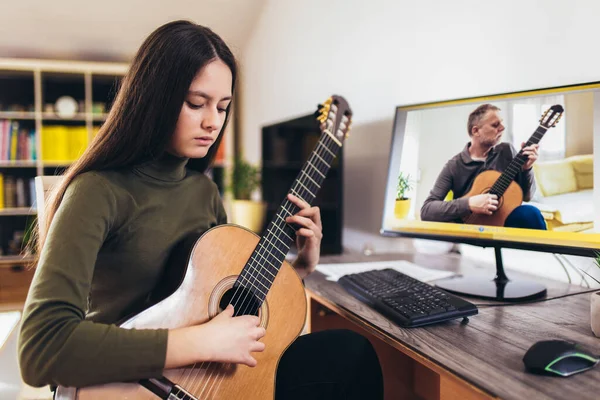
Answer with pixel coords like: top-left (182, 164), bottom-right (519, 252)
top-left (0, 160), bottom-right (37, 168)
top-left (0, 207), bottom-right (36, 216)
top-left (0, 255), bottom-right (35, 266)
top-left (92, 113), bottom-right (108, 121)
top-left (0, 112), bottom-right (36, 120)
top-left (41, 113), bottom-right (86, 121)
top-left (42, 161), bottom-right (72, 167)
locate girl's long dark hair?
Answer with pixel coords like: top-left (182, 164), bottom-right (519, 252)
top-left (33, 20), bottom-right (237, 262)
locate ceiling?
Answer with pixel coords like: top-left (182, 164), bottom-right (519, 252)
top-left (0, 0), bottom-right (267, 62)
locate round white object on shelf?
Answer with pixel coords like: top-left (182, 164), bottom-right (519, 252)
top-left (55, 96), bottom-right (78, 118)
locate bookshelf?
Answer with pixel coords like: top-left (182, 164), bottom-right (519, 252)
top-left (0, 58), bottom-right (232, 275)
top-left (0, 58), bottom-right (127, 270)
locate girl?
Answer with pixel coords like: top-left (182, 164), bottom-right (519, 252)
top-left (18, 20), bottom-right (382, 399)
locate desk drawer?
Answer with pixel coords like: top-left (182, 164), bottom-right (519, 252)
top-left (0, 265), bottom-right (35, 304)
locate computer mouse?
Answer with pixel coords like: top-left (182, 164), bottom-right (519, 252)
top-left (523, 340), bottom-right (599, 377)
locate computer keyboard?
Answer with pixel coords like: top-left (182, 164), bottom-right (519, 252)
top-left (338, 268), bottom-right (478, 328)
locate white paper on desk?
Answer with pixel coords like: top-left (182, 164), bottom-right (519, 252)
top-left (315, 260), bottom-right (456, 283)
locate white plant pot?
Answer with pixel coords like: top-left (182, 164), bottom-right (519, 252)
top-left (591, 292), bottom-right (600, 337)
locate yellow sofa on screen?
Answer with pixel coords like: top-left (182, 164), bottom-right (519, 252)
top-left (529, 154), bottom-right (594, 232)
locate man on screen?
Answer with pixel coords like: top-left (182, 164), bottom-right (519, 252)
top-left (420, 104), bottom-right (546, 230)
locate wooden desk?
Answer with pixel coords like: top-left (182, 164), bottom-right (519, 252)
top-left (305, 252), bottom-right (600, 400)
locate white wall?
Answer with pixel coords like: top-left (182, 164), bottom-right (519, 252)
top-left (240, 0), bottom-right (600, 283)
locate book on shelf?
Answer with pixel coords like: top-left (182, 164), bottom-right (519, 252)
top-left (0, 173), bottom-right (36, 210)
top-left (0, 120), bottom-right (37, 161)
top-left (0, 173), bottom-right (3, 209)
top-left (41, 125), bottom-right (88, 161)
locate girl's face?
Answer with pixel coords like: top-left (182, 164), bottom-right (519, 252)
top-left (168, 59), bottom-right (233, 158)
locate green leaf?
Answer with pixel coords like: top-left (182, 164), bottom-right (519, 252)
top-left (228, 156), bottom-right (262, 200)
top-left (396, 172), bottom-right (414, 200)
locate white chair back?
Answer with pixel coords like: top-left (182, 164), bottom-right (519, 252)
top-left (34, 175), bottom-right (64, 229)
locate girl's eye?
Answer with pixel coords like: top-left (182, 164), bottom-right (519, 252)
top-left (218, 108), bottom-right (227, 113)
top-left (187, 101), bottom-right (204, 109)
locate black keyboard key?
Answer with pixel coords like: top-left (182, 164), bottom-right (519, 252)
top-left (338, 268), bottom-right (478, 328)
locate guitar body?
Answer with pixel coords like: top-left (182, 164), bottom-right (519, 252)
top-left (56, 224), bottom-right (307, 400)
top-left (461, 170), bottom-right (523, 227)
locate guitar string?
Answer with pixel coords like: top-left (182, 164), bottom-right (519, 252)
top-left (197, 124), bottom-right (340, 398)
top-left (196, 127), bottom-right (339, 399)
top-left (186, 118), bottom-right (341, 398)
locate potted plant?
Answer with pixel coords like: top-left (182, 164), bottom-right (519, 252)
top-left (394, 172), bottom-right (414, 219)
top-left (229, 156), bottom-right (267, 233)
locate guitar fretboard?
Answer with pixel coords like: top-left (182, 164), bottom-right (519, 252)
top-left (489, 125), bottom-right (547, 197)
top-left (231, 131), bottom-right (341, 313)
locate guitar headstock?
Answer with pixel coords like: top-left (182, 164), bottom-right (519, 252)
top-left (316, 95), bottom-right (353, 145)
top-left (540, 104), bottom-right (564, 128)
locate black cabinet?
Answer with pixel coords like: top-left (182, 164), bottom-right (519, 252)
top-left (261, 114), bottom-right (343, 254)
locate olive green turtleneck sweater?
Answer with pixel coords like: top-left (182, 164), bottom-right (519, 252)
top-left (18, 153), bottom-right (227, 388)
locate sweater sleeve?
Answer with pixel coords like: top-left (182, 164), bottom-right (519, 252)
top-left (18, 173), bottom-right (168, 388)
top-left (420, 162), bottom-right (471, 222)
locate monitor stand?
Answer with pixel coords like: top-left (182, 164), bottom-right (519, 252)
top-left (435, 247), bottom-right (547, 301)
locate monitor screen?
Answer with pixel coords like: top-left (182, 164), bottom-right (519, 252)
top-left (381, 82), bottom-right (600, 257)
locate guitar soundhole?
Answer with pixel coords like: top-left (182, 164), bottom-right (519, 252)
top-left (219, 285), bottom-right (260, 317)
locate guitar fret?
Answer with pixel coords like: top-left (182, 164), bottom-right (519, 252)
top-left (245, 256), bottom-right (276, 282)
top-left (250, 253), bottom-right (277, 280)
top-left (271, 219), bottom-right (294, 241)
top-left (290, 188), bottom-right (308, 204)
top-left (262, 235), bottom-right (288, 257)
top-left (252, 245), bottom-right (281, 273)
top-left (237, 274), bottom-right (269, 295)
top-left (267, 228), bottom-right (290, 248)
top-left (280, 205), bottom-right (294, 218)
top-left (312, 151), bottom-right (331, 169)
top-left (301, 169), bottom-right (321, 189)
top-left (239, 265), bottom-right (271, 290)
top-left (295, 179), bottom-right (316, 198)
top-left (307, 160), bottom-right (326, 179)
top-left (258, 242), bottom-right (285, 265)
top-left (250, 254), bottom-right (277, 276)
top-left (245, 253), bottom-right (277, 280)
top-left (275, 213), bottom-right (292, 229)
top-left (317, 140), bottom-right (336, 157)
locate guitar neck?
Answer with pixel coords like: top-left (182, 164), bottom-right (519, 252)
top-left (236, 131), bottom-right (341, 306)
top-left (490, 124), bottom-right (547, 197)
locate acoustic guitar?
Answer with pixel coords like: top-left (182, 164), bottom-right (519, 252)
top-left (55, 95), bottom-right (352, 400)
top-left (462, 104), bottom-right (564, 227)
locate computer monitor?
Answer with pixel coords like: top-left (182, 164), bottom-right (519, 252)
top-left (381, 82), bottom-right (600, 301)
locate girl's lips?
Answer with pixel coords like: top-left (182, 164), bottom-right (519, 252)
top-left (194, 137), bottom-right (213, 145)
